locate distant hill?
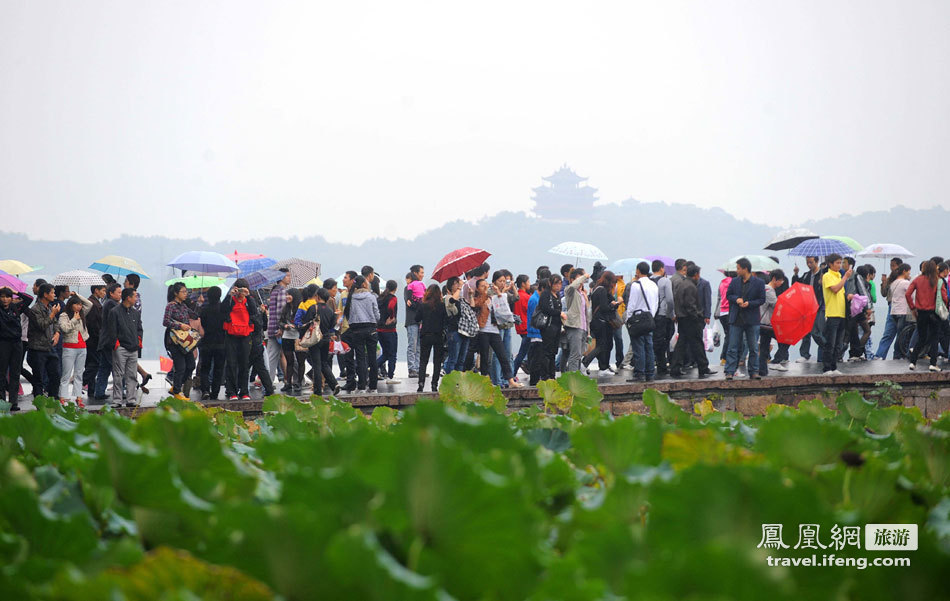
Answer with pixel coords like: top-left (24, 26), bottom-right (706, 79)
top-left (3, 201), bottom-right (945, 358)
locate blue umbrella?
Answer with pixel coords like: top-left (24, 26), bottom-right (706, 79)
top-left (244, 268), bottom-right (285, 290)
top-left (788, 238), bottom-right (855, 257)
top-left (238, 257), bottom-right (277, 277)
top-left (168, 251), bottom-right (239, 274)
top-left (607, 257), bottom-right (648, 276)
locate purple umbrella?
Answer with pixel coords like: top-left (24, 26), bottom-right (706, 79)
top-left (0, 270), bottom-right (27, 293)
top-left (644, 255), bottom-right (675, 274)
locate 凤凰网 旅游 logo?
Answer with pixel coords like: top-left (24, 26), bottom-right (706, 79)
top-left (757, 523), bottom-right (917, 551)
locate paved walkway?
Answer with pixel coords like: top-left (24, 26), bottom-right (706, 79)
top-left (7, 357), bottom-right (947, 413)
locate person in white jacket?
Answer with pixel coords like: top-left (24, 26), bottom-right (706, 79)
top-left (57, 293), bottom-right (92, 407)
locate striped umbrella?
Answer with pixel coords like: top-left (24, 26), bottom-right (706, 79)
top-left (53, 270), bottom-right (107, 288)
top-left (89, 255), bottom-right (150, 278)
top-left (244, 269), bottom-right (285, 290)
top-left (788, 238), bottom-right (855, 257)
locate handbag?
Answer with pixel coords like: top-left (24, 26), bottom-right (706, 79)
top-left (530, 305), bottom-right (550, 330)
top-left (936, 279), bottom-right (949, 321)
top-left (849, 294), bottom-right (868, 318)
top-left (625, 280), bottom-right (655, 337)
top-left (169, 327), bottom-right (200, 352)
top-left (458, 300), bottom-right (478, 338)
top-left (329, 339), bottom-right (350, 355)
top-left (491, 293), bottom-right (516, 328)
top-left (296, 320), bottom-right (322, 350)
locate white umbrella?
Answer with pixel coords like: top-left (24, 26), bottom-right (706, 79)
top-left (548, 241), bottom-right (608, 262)
top-left (53, 269), bottom-right (108, 288)
top-left (856, 243), bottom-right (914, 261)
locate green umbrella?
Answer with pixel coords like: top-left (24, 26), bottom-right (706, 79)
top-left (720, 255), bottom-right (780, 273)
top-left (825, 235), bottom-right (863, 252)
top-left (164, 275), bottom-right (225, 289)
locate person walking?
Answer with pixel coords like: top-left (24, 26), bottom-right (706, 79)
top-left (672, 265), bottom-right (716, 378)
top-left (26, 283), bottom-right (62, 399)
top-left (417, 284), bottom-right (448, 392)
top-left (715, 271), bottom-right (733, 365)
top-left (57, 293), bottom-right (93, 407)
top-left (723, 258), bottom-right (764, 380)
top-left (442, 277), bottom-right (468, 374)
top-left (757, 270), bottom-right (785, 377)
top-left (821, 254), bottom-right (852, 375)
top-left (123, 274), bottom-right (152, 391)
top-left (511, 274), bottom-right (532, 377)
top-left (266, 268), bottom-right (292, 382)
top-left (82, 284), bottom-right (106, 392)
top-left (198, 286), bottom-right (227, 401)
top-left (875, 264), bottom-right (912, 359)
top-left (624, 262), bottom-right (659, 383)
top-left (906, 260), bottom-right (949, 372)
top-left (94, 283), bottom-right (121, 401)
top-left (562, 268), bottom-right (591, 373)
top-left (650, 261), bottom-right (676, 376)
top-left (163, 282), bottom-right (199, 401)
top-left (376, 280), bottom-right (399, 380)
top-left (404, 265), bottom-right (424, 378)
top-left (222, 279), bottom-right (258, 401)
top-left (531, 277), bottom-right (564, 384)
top-left (0, 287), bottom-right (33, 411)
top-left (343, 276), bottom-right (380, 392)
top-left (472, 279), bottom-right (523, 387)
top-left (582, 271), bottom-right (619, 374)
top-left (100, 288), bottom-right (143, 408)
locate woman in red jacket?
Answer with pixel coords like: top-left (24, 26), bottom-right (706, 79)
top-left (511, 274), bottom-right (531, 376)
top-left (906, 260), bottom-right (949, 372)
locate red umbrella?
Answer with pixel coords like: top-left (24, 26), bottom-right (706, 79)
top-left (226, 250), bottom-right (265, 263)
top-left (431, 247), bottom-right (491, 282)
top-left (771, 283), bottom-right (819, 345)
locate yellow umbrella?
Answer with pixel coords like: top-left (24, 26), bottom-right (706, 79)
top-left (0, 260), bottom-right (38, 275)
top-left (306, 276), bottom-right (323, 287)
top-left (89, 255), bottom-right (150, 278)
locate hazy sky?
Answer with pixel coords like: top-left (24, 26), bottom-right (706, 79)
top-left (2, 1), bottom-right (948, 244)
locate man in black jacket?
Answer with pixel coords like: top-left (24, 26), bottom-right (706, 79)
top-left (724, 258), bottom-right (767, 380)
top-left (669, 265), bottom-right (714, 378)
top-left (82, 284), bottom-right (106, 391)
top-left (94, 283), bottom-right (122, 400)
top-left (0, 288), bottom-right (33, 410)
top-left (26, 283), bottom-right (62, 398)
top-left (100, 288), bottom-right (143, 407)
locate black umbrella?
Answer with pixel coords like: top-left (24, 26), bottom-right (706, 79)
top-left (764, 228), bottom-right (819, 251)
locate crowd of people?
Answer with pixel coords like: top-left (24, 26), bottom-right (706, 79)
top-left (1, 253), bottom-right (948, 411)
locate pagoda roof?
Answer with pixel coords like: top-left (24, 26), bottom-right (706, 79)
top-left (532, 185), bottom-right (598, 197)
top-left (542, 164), bottom-right (589, 185)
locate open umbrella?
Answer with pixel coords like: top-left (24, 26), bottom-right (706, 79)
top-left (306, 276), bottom-right (324, 287)
top-left (720, 255), bottom-right (779, 273)
top-left (272, 258), bottom-right (321, 287)
top-left (168, 251), bottom-right (239, 275)
top-left (644, 255), bottom-right (675, 274)
top-left (164, 275), bottom-right (225, 289)
top-left (549, 241), bottom-right (608, 262)
top-left (0, 270), bottom-right (27, 293)
top-left (764, 228), bottom-right (819, 251)
top-left (788, 238), bottom-right (855, 257)
top-left (89, 255), bottom-right (150, 278)
top-left (226, 250), bottom-right (266, 263)
top-left (825, 235), bottom-right (863, 252)
top-left (856, 243), bottom-right (914, 262)
top-left (432, 247), bottom-right (492, 282)
top-left (244, 269), bottom-right (285, 290)
top-left (237, 257), bottom-right (277, 277)
top-left (771, 283), bottom-right (820, 344)
top-left (607, 257), bottom-right (648, 277)
top-left (0, 260), bottom-right (40, 276)
top-left (53, 270), bottom-right (107, 288)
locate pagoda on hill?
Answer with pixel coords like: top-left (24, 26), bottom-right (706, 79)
top-left (531, 164), bottom-right (598, 221)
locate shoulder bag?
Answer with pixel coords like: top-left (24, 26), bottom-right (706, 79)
top-left (625, 281), bottom-right (655, 337)
top-left (169, 327), bottom-right (200, 352)
top-left (936, 279), bottom-right (949, 321)
top-left (295, 319), bottom-right (323, 350)
top-left (457, 300), bottom-right (479, 338)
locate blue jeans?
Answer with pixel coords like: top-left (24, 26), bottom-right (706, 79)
top-left (875, 310), bottom-right (905, 359)
top-left (725, 323), bottom-right (760, 376)
top-left (491, 328), bottom-right (513, 385)
top-left (630, 332), bottom-right (655, 379)
top-left (405, 324), bottom-right (420, 373)
top-left (376, 331), bottom-right (398, 378)
top-left (443, 331), bottom-right (469, 373)
top-left (512, 334), bottom-right (530, 375)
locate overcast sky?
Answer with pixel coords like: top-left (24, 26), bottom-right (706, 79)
top-left (2, 1), bottom-right (948, 244)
